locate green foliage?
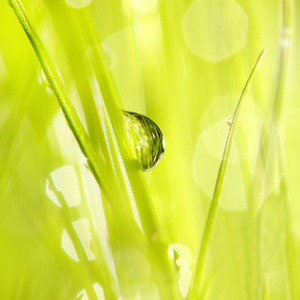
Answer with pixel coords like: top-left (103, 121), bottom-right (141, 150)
top-left (0, 0), bottom-right (298, 299)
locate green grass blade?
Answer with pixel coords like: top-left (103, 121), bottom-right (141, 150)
top-left (263, 274), bottom-right (270, 300)
top-left (189, 49), bottom-right (266, 299)
top-left (269, 0), bottom-right (292, 127)
top-left (7, 0), bottom-right (104, 189)
top-left (7, 2), bottom-right (180, 298)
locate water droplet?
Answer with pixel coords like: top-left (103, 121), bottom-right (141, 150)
top-left (123, 111), bottom-right (165, 171)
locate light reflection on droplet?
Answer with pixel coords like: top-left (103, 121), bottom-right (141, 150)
top-left (123, 111), bottom-right (165, 171)
top-left (62, 230), bottom-right (79, 262)
top-left (50, 165), bottom-right (81, 207)
top-left (66, 0), bottom-right (92, 9)
top-left (73, 218), bottom-right (95, 261)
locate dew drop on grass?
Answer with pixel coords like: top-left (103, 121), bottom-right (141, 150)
top-left (123, 111), bottom-right (165, 171)
top-left (41, 70), bottom-right (165, 171)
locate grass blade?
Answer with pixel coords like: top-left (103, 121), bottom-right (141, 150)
top-left (269, 0), bottom-right (292, 127)
top-left (7, 0), bottom-right (105, 189)
top-left (7, 2), bottom-right (181, 298)
top-left (263, 274), bottom-right (270, 300)
top-left (188, 49), bottom-right (266, 299)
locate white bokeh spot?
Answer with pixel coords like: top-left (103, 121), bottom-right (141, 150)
top-left (131, 0), bottom-right (158, 14)
top-left (50, 165), bottom-right (81, 207)
top-left (93, 283), bottom-right (105, 300)
top-left (62, 230), bottom-right (79, 262)
top-left (182, 0), bottom-right (248, 62)
top-left (194, 94), bottom-right (264, 210)
top-left (46, 179), bottom-right (62, 207)
top-left (66, 0), bottom-right (92, 9)
top-left (73, 218), bottom-right (95, 261)
top-left (168, 243), bottom-right (193, 298)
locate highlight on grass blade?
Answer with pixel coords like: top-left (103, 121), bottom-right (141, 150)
top-left (263, 274), bottom-right (270, 300)
top-left (188, 49), bottom-right (266, 300)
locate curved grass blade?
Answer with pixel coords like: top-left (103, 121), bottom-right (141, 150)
top-left (7, 0), bottom-right (105, 190)
top-left (7, 2), bottom-right (181, 298)
top-left (188, 49), bottom-right (266, 299)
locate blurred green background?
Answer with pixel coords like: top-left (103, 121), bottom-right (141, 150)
top-left (0, 0), bottom-right (299, 299)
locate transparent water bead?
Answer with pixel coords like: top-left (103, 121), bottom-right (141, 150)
top-left (123, 111), bottom-right (165, 171)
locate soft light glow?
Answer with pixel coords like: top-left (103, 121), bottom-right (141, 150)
top-left (168, 244), bottom-right (193, 297)
top-left (84, 44), bottom-right (115, 75)
top-left (193, 125), bottom-right (247, 210)
top-left (261, 127), bottom-right (285, 205)
top-left (193, 94), bottom-right (264, 210)
top-left (62, 230), bottom-right (79, 262)
top-left (76, 290), bottom-right (88, 300)
top-left (46, 179), bottom-right (62, 207)
top-left (77, 285), bottom-right (105, 299)
top-left (66, 0), bottom-right (92, 9)
top-left (52, 112), bottom-right (85, 163)
top-left (50, 165), bottom-right (81, 207)
top-left (102, 27), bottom-right (145, 113)
top-left (136, 282), bottom-right (160, 300)
top-left (93, 283), bottom-right (105, 300)
top-left (131, 0), bottom-right (158, 14)
top-left (182, 0), bottom-right (248, 62)
top-left (0, 53), bottom-right (6, 81)
top-left (73, 218), bottom-right (95, 260)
